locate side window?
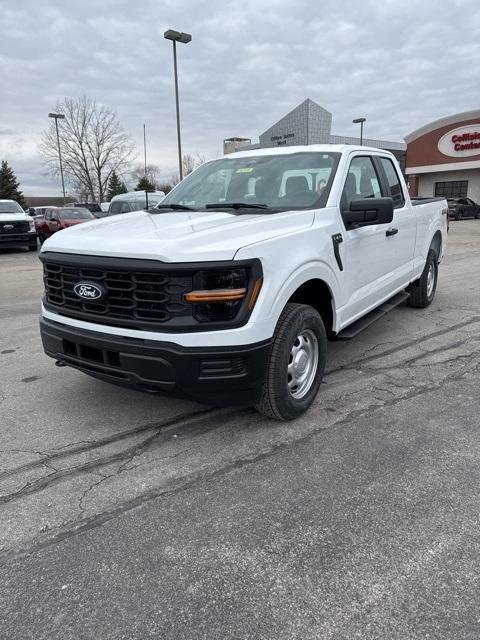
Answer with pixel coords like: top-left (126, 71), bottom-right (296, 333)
top-left (342, 156), bottom-right (382, 210)
top-left (379, 158), bottom-right (405, 208)
top-left (45, 209), bottom-right (52, 221)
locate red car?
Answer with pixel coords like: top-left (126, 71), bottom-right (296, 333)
top-left (36, 207), bottom-right (95, 243)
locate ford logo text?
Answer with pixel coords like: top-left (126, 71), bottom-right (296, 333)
top-left (73, 282), bottom-right (105, 301)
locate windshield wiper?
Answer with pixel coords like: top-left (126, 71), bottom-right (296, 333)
top-left (150, 203), bottom-right (195, 211)
top-left (205, 202), bottom-right (271, 210)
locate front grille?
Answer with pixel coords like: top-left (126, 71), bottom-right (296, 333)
top-left (43, 257), bottom-right (193, 329)
top-left (0, 220), bottom-right (29, 234)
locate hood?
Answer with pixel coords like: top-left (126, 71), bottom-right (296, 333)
top-left (0, 212), bottom-right (28, 223)
top-left (41, 209), bottom-right (315, 262)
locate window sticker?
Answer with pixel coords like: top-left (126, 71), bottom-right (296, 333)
top-left (235, 167), bottom-right (254, 173)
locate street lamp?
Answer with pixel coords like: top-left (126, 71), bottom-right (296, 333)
top-left (48, 112), bottom-right (66, 204)
top-left (352, 117), bottom-right (366, 146)
top-left (164, 29), bottom-right (192, 181)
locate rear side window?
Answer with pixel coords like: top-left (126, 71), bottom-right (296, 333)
top-left (379, 158), bottom-right (405, 208)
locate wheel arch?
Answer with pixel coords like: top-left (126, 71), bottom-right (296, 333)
top-left (430, 229), bottom-right (442, 259)
top-left (287, 278), bottom-right (335, 337)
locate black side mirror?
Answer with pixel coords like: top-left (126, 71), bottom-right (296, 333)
top-left (343, 197), bottom-right (394, 230)
top-left (28, 208), bottom-right (35, 216)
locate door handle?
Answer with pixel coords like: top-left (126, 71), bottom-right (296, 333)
top-left (386, 228), bottom-right (398, 237)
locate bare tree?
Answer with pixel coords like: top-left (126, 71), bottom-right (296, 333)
top-left (171, 152), bottom-right (208, 185)
top-left (39, 96), bottom-right (135, 202)
top-left (182, 153), bottom-right (196, 176)
top-left (130, 163), bottom-right (161, 189)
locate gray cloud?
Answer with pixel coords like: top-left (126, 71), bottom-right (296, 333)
top-left (1, 0), bottom-right (480, 195)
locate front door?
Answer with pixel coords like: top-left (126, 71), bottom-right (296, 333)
top-left (340, 154), bottom-right (412, 325)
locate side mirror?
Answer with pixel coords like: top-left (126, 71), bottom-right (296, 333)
top-left (343, 197), bottom-right (394, 230)
top-left (28, 208), bottom-right (35, 216)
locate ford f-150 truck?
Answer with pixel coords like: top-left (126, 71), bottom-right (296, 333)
top-left (0, 199), bottom-right (37, 251)
top-left (39, 145), bottom-right (448, 420)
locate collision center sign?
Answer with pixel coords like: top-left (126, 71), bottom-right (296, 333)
top-left (438, 124), bottom-right (480, 157)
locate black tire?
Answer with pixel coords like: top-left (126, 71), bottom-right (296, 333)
top-left (456, 210), bottom-right (463, 220)
top-left (255, 303), bottom-right (327, 421)
top-left (28, 242), bottom-right (37, 251)
top-left (406, 249), bottom-right (438, 308)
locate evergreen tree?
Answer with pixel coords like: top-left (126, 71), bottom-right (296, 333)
top-left (105, 171), bottom-right (127, 201)
top-left (0, 160), bottom-right (27, 209)
top-left (135, 176), bottom-right (156, 192)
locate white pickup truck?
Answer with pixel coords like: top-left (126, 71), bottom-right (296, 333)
top-left (0, 199), bottom-right (37, 251)
top-left (39, 145), bottom-right (448, 420)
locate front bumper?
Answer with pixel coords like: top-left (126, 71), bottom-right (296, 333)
top-left (40, 317), bottom-right (271, 406)
top-left (0, 230), bottom-right (37, 248)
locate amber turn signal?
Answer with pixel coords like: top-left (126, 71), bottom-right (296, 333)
top-left (248, 278), bottom-right (263, 310)
top-left (185, 288), bottom-right (247, 303)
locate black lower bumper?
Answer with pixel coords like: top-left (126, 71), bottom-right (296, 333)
top-left (0, 231), bottom-right (37, 248)
top-left (40, 317), bottom-right (271, 406)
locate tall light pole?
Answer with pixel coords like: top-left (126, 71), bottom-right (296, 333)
top-left (143, 123), bottom-right (147, 179)
top-left (352, 117), bottom-right (366, 146)
top-left (164, 29), bottom-right (192, 182)
top-left (48, 112), bottom-right (66, 204)
top-left (143, 122), bottom-right (149, 209)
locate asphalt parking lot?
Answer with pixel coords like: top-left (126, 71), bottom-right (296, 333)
top-left (1, 222), bottom-right (480, 639)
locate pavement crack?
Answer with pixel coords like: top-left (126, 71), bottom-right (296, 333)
top-left (0, 407), bottom-right (242, 507)
top-left (4, 359), bottom-right (479, 563)
top-left (0, 407), bottom-right (219, 482)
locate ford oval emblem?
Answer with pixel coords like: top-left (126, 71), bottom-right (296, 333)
top-left (73, 282), bottom-right (105, 301)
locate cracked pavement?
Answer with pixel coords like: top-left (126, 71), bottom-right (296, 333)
top-left (1, 222), bottom-right (480, 639)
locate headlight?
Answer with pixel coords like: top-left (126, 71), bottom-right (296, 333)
top-left (184, 265), bottom-right (262, 323)
top-left (29, 219), bottom-right (36, 231)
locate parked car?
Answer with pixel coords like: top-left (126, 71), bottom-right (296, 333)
top-left (36, 207), bottom-right (95, 243)
top-left (0, 199), bottom-right (37, 251)
top-left (74, 202), bottom-right (104, 215)
top-left (39, 145), bottom-right (447, 420)
top-left (28, 206), bottom-right (51, 219)
top-left (447, 197), bottom-right (480, 220)
top-left (107, 190), bottom-right (165, 215)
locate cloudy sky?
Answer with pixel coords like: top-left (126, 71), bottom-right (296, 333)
top-left (1, 0), bottom-right (480, 196)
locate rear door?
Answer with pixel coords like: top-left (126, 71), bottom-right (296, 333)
top-left (376, 155), bottom-right (417, 281)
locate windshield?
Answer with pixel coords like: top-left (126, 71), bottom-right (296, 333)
top-left (160, 152), bottom-right (340, 211)
top-left (58, 208), bottom-right (94, 220)
top-left (0, 201), bottom-right (25, 213)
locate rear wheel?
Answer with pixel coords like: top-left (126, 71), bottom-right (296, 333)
top-left (28, 242), bottom-right (37, 251)
top-left (407, 249), bottom-right (438, 308)
top-left (455, 209), bottom-right (463, 220)
top-left (255, 303), bottom-right (327, 421)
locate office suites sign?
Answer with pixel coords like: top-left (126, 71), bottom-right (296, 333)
top-left (438, 124), bottom-right (480, 157)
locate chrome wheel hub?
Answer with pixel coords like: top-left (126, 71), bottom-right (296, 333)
top-left (426, 262), bottom-right (435, 298)
top-left (287, 329), bottom-right (319, 399)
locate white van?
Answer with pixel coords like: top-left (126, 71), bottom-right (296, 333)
top-left (107, 191), bottom-right (165, 216)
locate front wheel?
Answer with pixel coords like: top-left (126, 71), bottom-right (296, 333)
top-left (255, 303), bottom-right (327, 421)
top-left (406, 249), bottom-right (438, 308)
